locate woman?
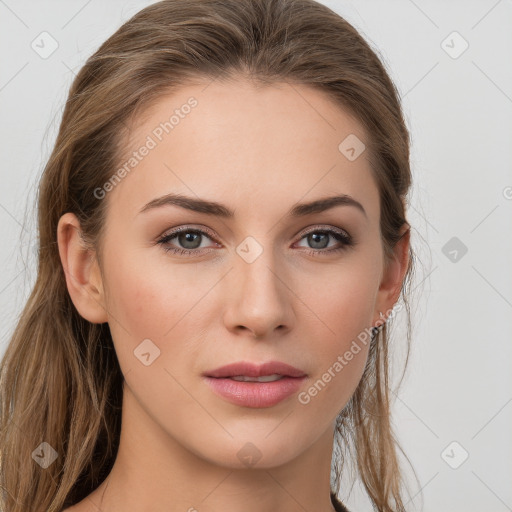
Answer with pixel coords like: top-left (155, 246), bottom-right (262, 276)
top-left (0, 0), bottom-right (418, 510)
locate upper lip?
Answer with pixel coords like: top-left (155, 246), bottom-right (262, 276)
top-left (204, 361), bottom-right (307, 378)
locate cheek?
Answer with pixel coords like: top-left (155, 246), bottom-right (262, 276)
top-left (299, 260), bottom-right (378, 344)
top-left (297, 280), bottom-right (373, 416)
top-left (292, 260), bottom-right (376, 409)
top-left (101, 251), bottom-right (219, 365)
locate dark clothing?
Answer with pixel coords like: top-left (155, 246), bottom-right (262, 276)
top-left (330, 491), bottom-right (350, 512)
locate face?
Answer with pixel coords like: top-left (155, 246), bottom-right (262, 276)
top-left (60, 77), bottom-right (405, 470)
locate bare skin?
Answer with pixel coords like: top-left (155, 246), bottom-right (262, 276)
top-left (58, 76), bottom-right (409, 512)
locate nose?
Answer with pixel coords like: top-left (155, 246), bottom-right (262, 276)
top-left (222, 247), bottom-right (293, 339)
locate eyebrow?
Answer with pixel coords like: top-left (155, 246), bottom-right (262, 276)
top-left (138, 192), bottom-right (367, 219)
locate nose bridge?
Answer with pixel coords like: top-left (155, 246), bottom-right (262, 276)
top-left (237, 247), bottom-right (279, 297)
top-left (235, 236), bottom-right (283, 304)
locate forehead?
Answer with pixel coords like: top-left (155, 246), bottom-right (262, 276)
top-left (108, 77), bottom-right (380, 224)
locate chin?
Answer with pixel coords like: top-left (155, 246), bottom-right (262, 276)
top-left (182, 432), bottom-right (304, 470)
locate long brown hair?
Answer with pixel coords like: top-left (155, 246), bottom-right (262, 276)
top-left (0, 0), bottom-right (419, 510)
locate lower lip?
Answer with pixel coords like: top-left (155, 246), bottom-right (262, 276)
top-left (203, 376), bottom-right (306, 408)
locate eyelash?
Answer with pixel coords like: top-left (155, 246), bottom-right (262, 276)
top-left (156, 225), bottom-right (355, 257)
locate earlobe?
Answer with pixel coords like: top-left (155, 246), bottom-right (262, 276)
top-left (372, 224), bottom-right (410, 327)
top-left (57, 212), bottom-right (109, 324)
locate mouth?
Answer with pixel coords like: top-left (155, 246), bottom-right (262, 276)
top-left (203, 361), bottom-right (307, 408)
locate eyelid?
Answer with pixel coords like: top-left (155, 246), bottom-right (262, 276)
top-left (159, 224), bottom-right (219, 242)
top-left (297, 224), bottom-right (350, 239)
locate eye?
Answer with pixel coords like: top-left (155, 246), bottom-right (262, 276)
top-left (156, 226), bottom-right (220, 256)
top-left (294, 226), bottom-right (354, 255)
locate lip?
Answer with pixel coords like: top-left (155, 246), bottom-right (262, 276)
top-left (203, 361), bottom-right (307, 408)
top-left (203, 361), bottom-right (307, 379)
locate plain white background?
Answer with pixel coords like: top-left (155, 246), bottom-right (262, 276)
top-left (1, 1), bottom-right (511, 511)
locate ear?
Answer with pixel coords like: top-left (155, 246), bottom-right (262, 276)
top-left (372, 223), bottom-right (410, 327)
top-left (57, 212), bottom-right (109, 324)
